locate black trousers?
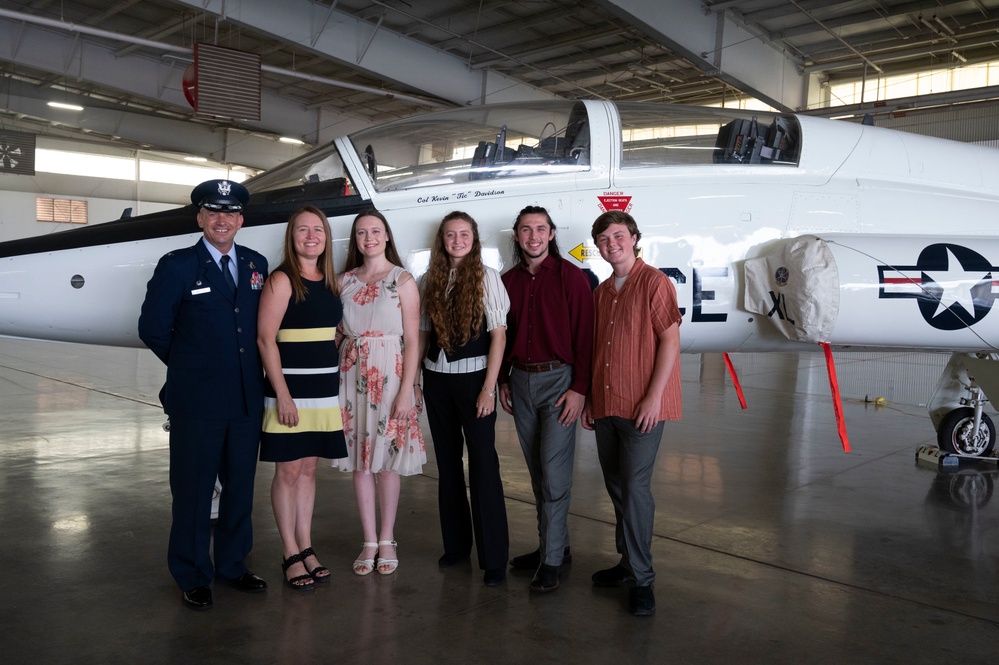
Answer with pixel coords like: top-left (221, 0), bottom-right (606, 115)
top-left (424, 368), bottom-right (509, 571)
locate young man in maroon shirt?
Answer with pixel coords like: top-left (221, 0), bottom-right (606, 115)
top-left (499, 205), bottom-right (594, 593)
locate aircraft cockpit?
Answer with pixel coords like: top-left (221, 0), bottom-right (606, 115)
top-left (242, 142), bottom-right (359, 205)
top-left (713, 116), bottom-right (798, 165)
top-left (345, 101), bottom-right (802, 193)
top-left (615, 103), bottom-right (800, 169)
top-left (345, 101), bottom-right (593, 192)
top-left (239, 101), bottom-right (803, 207)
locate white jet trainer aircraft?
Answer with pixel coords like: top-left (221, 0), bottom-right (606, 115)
top-left (1, 100), bottom-right (998, 455)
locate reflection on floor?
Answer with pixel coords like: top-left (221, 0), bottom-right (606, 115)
top-left (1, 339), bottom-right (998, 664)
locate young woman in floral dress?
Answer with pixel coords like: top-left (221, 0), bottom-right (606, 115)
top-left (335, 209), bottom-right (426, 575)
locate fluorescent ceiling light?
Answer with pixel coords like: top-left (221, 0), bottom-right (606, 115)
top-left (184, 156), bottom-right (208, 162)
top-left (279, 137), bottom-right (304, 145)
top-left (47, 101), bottom-right (84, 111)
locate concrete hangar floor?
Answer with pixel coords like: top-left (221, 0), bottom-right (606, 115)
top-left (1, 337), bottom-right (997, 664)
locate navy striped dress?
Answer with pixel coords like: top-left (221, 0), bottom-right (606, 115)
top-left (260, 273), bottom-right (348, 462)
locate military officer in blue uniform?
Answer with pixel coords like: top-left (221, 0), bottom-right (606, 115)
top-left (139, 179), bottom-right (269, 610)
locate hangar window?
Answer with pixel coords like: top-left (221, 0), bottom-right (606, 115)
top-left (617, 104), bottom-right (800, 168)
top-left (36, 197), bottom-right (88, 225)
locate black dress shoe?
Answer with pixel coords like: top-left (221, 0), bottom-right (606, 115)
top-left (591, 563), bottom-right (629, 588)
top-left (529, 564), bottom-right (560, 593)
top-left (182, 585), bottom-right (213, 610)
top-left (629, 585), bottom-right (656, 616)
top-left (509, 546), bottom-right (572, 570)
top-left (483, 569), bottom-right (506, 586)
top-left (437, 553), bottom-right (469, 569)
top-left (220, 572), bottom-right (268, 593)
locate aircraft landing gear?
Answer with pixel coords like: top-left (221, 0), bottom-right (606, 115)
top-left (929, 353), bottom-right (999, 458)
top-left (938, 407), bottom-right (996, 456)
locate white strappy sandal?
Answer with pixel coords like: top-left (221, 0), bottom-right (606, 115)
top-left (353, 541), bottom-right (378, 576)
top-left (376, 540), bottom-right (399, 575)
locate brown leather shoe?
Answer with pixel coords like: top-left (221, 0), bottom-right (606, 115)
top-left (529, 564), bottom-right (560, 593)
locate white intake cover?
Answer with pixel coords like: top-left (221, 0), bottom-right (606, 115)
top-left (744, 235), bottom-right (840, 343)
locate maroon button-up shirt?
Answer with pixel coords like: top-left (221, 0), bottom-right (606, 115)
top-left (501, 254), bottom-right (594, 396)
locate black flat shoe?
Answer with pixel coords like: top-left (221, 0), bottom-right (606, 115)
top-left (529, 564), bottom-right (560, 593)
top-left (483, 569), bottom-right (506, 586)
top-left (509, 546), bottom-right (572, 570)
top-left (629, 585), bottom-right (656, 616)
top-left (220, 572), bottom-right (268, 593)
top-left (182, 585), bottom-right (213, 610)
top-left (282, 553), bottom-right (315, 591)
top-left (437, 552), bottom-right (469, 568)
top-left (299, 547), bottom-right (330, 583)
top-left (591, 563), bottom-right (629, 588)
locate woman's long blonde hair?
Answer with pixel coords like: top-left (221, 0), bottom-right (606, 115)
top-left (280, 206), bottom-right (338, 303)
top-left (423, 211), bottom-right (485, 353)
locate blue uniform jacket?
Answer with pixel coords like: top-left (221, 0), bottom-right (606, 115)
top-left (138, 240), bottom-right (269, 420)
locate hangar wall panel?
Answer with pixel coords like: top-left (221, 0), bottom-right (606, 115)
top-left (0, 188), bottom-right (177, 242)
top-left (873, 102), bottom-right (999, 143)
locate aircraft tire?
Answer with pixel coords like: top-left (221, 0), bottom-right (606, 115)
top-left (937, 408), bottom-right (996, 457)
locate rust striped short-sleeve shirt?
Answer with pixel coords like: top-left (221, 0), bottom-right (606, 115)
top-left (591, 258), bottom-right (682, 422)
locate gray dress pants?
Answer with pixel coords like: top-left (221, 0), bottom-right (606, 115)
top-left (509, 364), bottom-right (575, 567)
top-left (593, 416), bottom-right (665, 587)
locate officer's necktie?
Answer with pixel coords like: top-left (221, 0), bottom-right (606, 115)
top-left (220, 255), bottom-right (237, 295)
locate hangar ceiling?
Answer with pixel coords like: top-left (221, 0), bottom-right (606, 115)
top-left (0, 0), bottom-right (997, 170)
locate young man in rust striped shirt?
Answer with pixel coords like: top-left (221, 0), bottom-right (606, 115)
top-left (583, 210), bottom-right (682, 616)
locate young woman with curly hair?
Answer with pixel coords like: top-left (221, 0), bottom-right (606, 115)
top-left (418, 211), bottom-right (510, 587)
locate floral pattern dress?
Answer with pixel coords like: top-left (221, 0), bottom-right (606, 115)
top-left (334, 265), bottom-right (426, 476)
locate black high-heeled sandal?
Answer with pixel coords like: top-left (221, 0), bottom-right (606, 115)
top-left (282, 552), bottom-right (315, 591)
top-left (300, 546), bottom-right (331, 583)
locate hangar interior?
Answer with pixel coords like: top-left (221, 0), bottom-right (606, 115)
top-left (2, 1), bottom-right (999, 662)
top-left (5, 341), bottom-right (999, 663)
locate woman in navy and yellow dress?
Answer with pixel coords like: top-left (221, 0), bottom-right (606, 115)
top-left (258, 206), bottom-right (347, 590)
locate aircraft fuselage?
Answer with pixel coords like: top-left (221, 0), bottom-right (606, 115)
top-left (1, 100), bottom-right (998, 357)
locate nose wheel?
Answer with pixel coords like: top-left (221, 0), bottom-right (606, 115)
top-left (937, 407), bottom-right (996, 457)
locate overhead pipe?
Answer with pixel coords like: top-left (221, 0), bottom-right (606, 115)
top-left (919, 14), bottom-right (958, 44)
top-left (935, 16), bottom-right (956, 36)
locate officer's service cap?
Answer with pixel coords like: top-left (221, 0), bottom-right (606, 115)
top-left (191, 179), bottom-right (250, 212)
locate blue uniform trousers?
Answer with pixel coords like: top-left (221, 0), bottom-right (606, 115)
top-left (167, 415), bottom-right (260, 591)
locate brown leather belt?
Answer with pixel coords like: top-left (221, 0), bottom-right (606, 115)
top-left (512, 360), bottom-right (564, 373)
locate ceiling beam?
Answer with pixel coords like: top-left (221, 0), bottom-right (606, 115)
top-left (168, 0), bottom-right (555, 106)
top-left (594, 0), bottom-right (808, 110)
top-left (804, 31), bottom-right (999, 73)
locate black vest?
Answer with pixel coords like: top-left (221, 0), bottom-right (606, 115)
top-left (425, 316), bottom-right (490, 363)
